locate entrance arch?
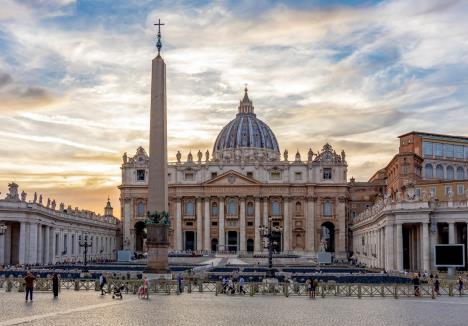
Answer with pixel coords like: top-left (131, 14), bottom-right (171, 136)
top-left (184, 231), bottom-right (195, 251)
top-left (227, 231), bottom-right (238, 252)
top-left (134, 221), bottom-right (146, 252)
top-left (211, 238), bottom-right (218, 252)
top-left (320, 222), bottom-right (335, 253)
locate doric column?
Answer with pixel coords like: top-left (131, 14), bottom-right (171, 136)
top-left (196, 198), bottom-right (203, 251)
top-left (254, 198), bottom-right (261, 252)
top-left (306, 196), bottom-right (316, 254)
top-left (19, 222), bottom-right (26, 265)
top-left (51, 227), bottom-right (57, 264)
top-left (240, 198), bottom-right (246, 252)
top-left (123, 198), bottom-right (132, 250)
top-left (175, 198), bottom-right (182, 250)
top-left (283, 197), bottom-right (290, 252)
top-left (37, 225), bottom-right (43, 265)
top-left (448, 222), bottom-right (455, 244)
top-left (0, 226), bottom-right (5, 265)
top-left (385, 224), bottom-right (394, 271)
top-left (204, 197), bottom-right (211, 251)
top-left (422, 222), bottom-right (430, 272)
top-left (44, 226), bottom-right (50, 264)
top-left (218, 197), bottom-right (225, 251)
top-left (262, 197), bottom-right (268, 227)
top-left (396, 223), bottom-right (403, 271)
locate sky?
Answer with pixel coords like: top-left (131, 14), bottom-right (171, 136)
top-left (0, 0), bottom-right (467, 215)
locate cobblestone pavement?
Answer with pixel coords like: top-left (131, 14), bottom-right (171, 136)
top-left (1, 291), bottom-right (468, 326)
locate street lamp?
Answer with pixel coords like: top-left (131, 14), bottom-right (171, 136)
top-left (78, 235), bottom-right (93, 273)
top-left (258, 218), bottom-right (283, 279)
top-left (0, 224), bottom-right (7, 235)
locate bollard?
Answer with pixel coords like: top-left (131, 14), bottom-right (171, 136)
top-left (188, 281), bottom-right (192, 294)
top-left (6, 280), bottom-right (12, 292)
top-left (249, 283), bottom-right (254, 297)
top-left (321, 285), bottom-right (325, 298)
top-left (431, 287), bottom-right (436, 300)
top-left (380, 285), bottom-right (384, 297)
top-left (18, 281), bottom-right (25, 293)
top-left (283, 283), bottom-right (289, 297)
top-left (449, 284), bottom-right (453, 297)
top-left (394, 285), bottom-right (399, 299)
top-left (357, 285), bottom-right (362, 299)
top-left (215, 281), bottom-right (219, 296)
top-left (348, 285), bottom-right (352, 297)
top-left (74, 280), bottom-right (80, 291)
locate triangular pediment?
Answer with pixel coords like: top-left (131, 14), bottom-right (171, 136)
top-left (204, 170), bottom-right (261, 186)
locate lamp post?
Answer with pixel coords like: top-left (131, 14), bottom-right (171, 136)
top-left (258, 218), bottom-right (283, 279)
top-left (78, 235), bottom-right (93, 273)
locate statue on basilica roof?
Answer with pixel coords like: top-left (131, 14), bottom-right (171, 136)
top-left (176, 150), bottom-right (181, 163)
top-left (205, 150), bottom-right (210, 162)
top-left (295, 150), bottom-right (301, 161)
top-left (308, 148), bottom-right (313, 162)
top-left (283, 149), bottom-right (288, 161)
top-left (197, 150), bottom-right (202, 163)
top-left (187, 151), bottom-right (193, 163)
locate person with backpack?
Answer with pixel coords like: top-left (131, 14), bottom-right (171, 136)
top-left (24, 271), bottom-right (36, 302)
top-left (99, 273), bottom-right (107, 295)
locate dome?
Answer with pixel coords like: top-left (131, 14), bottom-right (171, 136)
top-left (213, 88), bottom-right (280, 162)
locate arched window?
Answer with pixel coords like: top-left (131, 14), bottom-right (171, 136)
top-left (227, 199), bottom-right (237, 215)
top-left (323, 201), bottom-right (333, 217)
top-left (185, 201), bottom-right (194, 216)
top-left (295, 202), bottom-right (302, 215)
top-left (211, 202), bottom-right (219, 216)
top-left (246, 202), bottom-right (254, 216)
top-left (456, 167), bottom-right (465, 180)
top-left (447, 166), bottom-right (454, 180)
top-left (271, 201), bottom-right (281, 215)
top-left (424, 163), bottom-right (433, 179)
top-left (137, 202), bottom-right (145, 216)
top-left (436, 164), bottom-right (444, 179)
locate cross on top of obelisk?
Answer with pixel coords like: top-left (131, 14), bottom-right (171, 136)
top-left (154, 19), bottom-right (165, 55)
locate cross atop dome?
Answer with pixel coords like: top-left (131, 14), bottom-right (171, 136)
top-left (238, 85), bottom-right (255, 115)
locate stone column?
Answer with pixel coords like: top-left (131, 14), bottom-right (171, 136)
top-left (254, 198), bottom-right (261, 252)
top-left (385, 224), bottom-right (394, 271)
top-left (123, 198), bottom-right (132, 250)
top-left (204, 198), bottom-right (211, 251)
top-left (448, 222), bottom-right (455, 244)
top-left (306, 196), bottom-right (316, 254)
top-left (218, 197), bottom-right (225, 251)
top-left (19, 222), bottom-right (26, 265)
top-left (396, 223), bottom-right (403, 272)
top-left (44, 226), bottom-right (50, 265)
top-left (422, 222), bottom-right (430, 272)
top-left (262, 197), bottom-right (268, 226)
top-left (175, 198), bottom-right (182, 250)
top-left (0, 227), bottom-right (5, 265)
top-left (37, 225), bottom-right (43, 265)
top-left (51, 228), bottom-right (56, 264)
top-left (240, 198), bottom-right (246, 253)
top-left (283, 197), bottom-right (290, 252)
top-left (196, 198), bottom-right (203, 251)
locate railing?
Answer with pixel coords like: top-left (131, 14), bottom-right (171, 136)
top-left (0, 278), bottom-right (464, 298)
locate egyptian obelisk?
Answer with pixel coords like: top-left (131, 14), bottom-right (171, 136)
top-left (148, 19), bottom-right (168, 213)
top-left (145, 19), bottom-right (170, 275)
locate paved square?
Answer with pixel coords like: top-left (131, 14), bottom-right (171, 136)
top-left (1, 291), bottom-right (468, 326)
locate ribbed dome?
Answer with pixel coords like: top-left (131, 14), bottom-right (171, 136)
top-left (213, 88), bottom-right (280, 161)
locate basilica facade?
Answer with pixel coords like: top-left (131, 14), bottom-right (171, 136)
top-left (119, 88), bottom-right (355, 258)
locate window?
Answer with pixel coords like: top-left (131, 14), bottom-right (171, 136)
top-left (247, 221), bottom-right (254, 227)
top-left (246, 202), bottom-right (254, 216)
top-left (184, 172), bottom-right (194, 181)
top-left (137, 202), bottom-right (145, 216)
top-left (465, 146), bottom-right (468, 160)
top-left (415, 188), bottom-right (421, 199)
top-left (246, 172), bottom-right (253, 178)
top-left (436, 164), bottom-right (444, 179)
top-left (227, 199), bottom-right (237, 215)
top-left (425, 163), bottom-right (433, 179)
top-left (323, 201), bottom-right (333, 216)
top-left (271, 201), bottom-right (281, 215)
top-left (455, 145), bottom-right (464, 159)
top-left (423, 141), bottom-right (433, 156)
top-left (456, 167), bottom-right (465, 180)
top-left (211, 172), bottom-right (217, 179)
top-left (457, 184), bottom-right (465, 195)
top-left (185, 201), bottom-right (194, 215)
top-left (270, 171), bottom-right (281, 180)
top-left (445, 186), bottom-right (452, 196)
top-left (295, 172), bottom-right (302, 180)
top-left (447, 166), bottom-right (455, 180)
top-left (63, 234), bottom-right (68, 254)
top-left (211, 202), bottom-right (218, 216)
top-left (444, 144), bottom-right (454, 158)
top-left (351, 211), bottom-right (356, 219)
top-left (136, 169), bottom-right (145, 181)
top-left (185, 222), bottom-right (193, 226)
top-left (434, 143), bottom-right (443, 157)
top-left (323, 168), bottom-right (332, 180)
top-left (295, 201), bottom-right (302, 215)
top-left (402, 164), bottom-right (408, 175)
top-left (430, 187), bottom-right (436, 197)
top-left (211, 221), bottom-right (218, 226)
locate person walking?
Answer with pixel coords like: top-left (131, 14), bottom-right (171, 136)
top-left (413, 274), bottom-right (420, 296)
top-left (306, 278), bottom-right (312, 299)
top-left (52, 273), bottom-right (59, 298)
top-left (177, 274), bottom-right (184, 294)
top-left (239, 276), bottom-right (246, 294)
top-left (458, 276), bottom-right (464, 296)
top-left (312, 278), bottom-right (318, 299)
top-left (24, 271), bottom-right (36, 302)
top-left (434, 275), bottom-right (440, 296)
top-left (99, 273), bottom-right (107, 295)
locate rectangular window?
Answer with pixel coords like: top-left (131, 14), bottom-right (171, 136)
top-left (185, 222), bottom-right (193, 226)
top-left (323, 168), bottom-right (332, 180)
top-left (430, 187), bottom-right (436, 197)
top-left (270, 171), bottom-right (281, 180)
top-left (445, 186), bottom-right (452, 195)
top-left (444, 144), bottom-right (454, 158)
top-left (211, 172), bottom-right (217, 179)
top-left (136, 169), bottom-right (145, 181)
top-left (434, 143), bottom-right (443, 157)
top-left (458, 184), bottom-right (465, 195)
top-left (454, 145), bottom-right (464, 159)
top-left (415, 188), bottom-right (421, 199)
top-left (422, 141), bottom-right (433, 156)
top-left (63, 234), bottom-right (68, 254)
top-left (246, 172), bottom-right (253, 178)
top-left (294, 172), bottom-right (302, 180)
top-left (211, 221), bottom-right (218, 226)
top-left (184, 172), bottom-right (194, 181)
top-left (351, 211), bottom-right (356, 218)
top-left (247, 221), bottom-right (254, 227)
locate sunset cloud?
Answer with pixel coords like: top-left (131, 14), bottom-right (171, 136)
top-left (0, 0), bottom-right (467, 214)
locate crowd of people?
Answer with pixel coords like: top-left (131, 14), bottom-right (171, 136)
top-left (221, 276), bottom-right (247, 295)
